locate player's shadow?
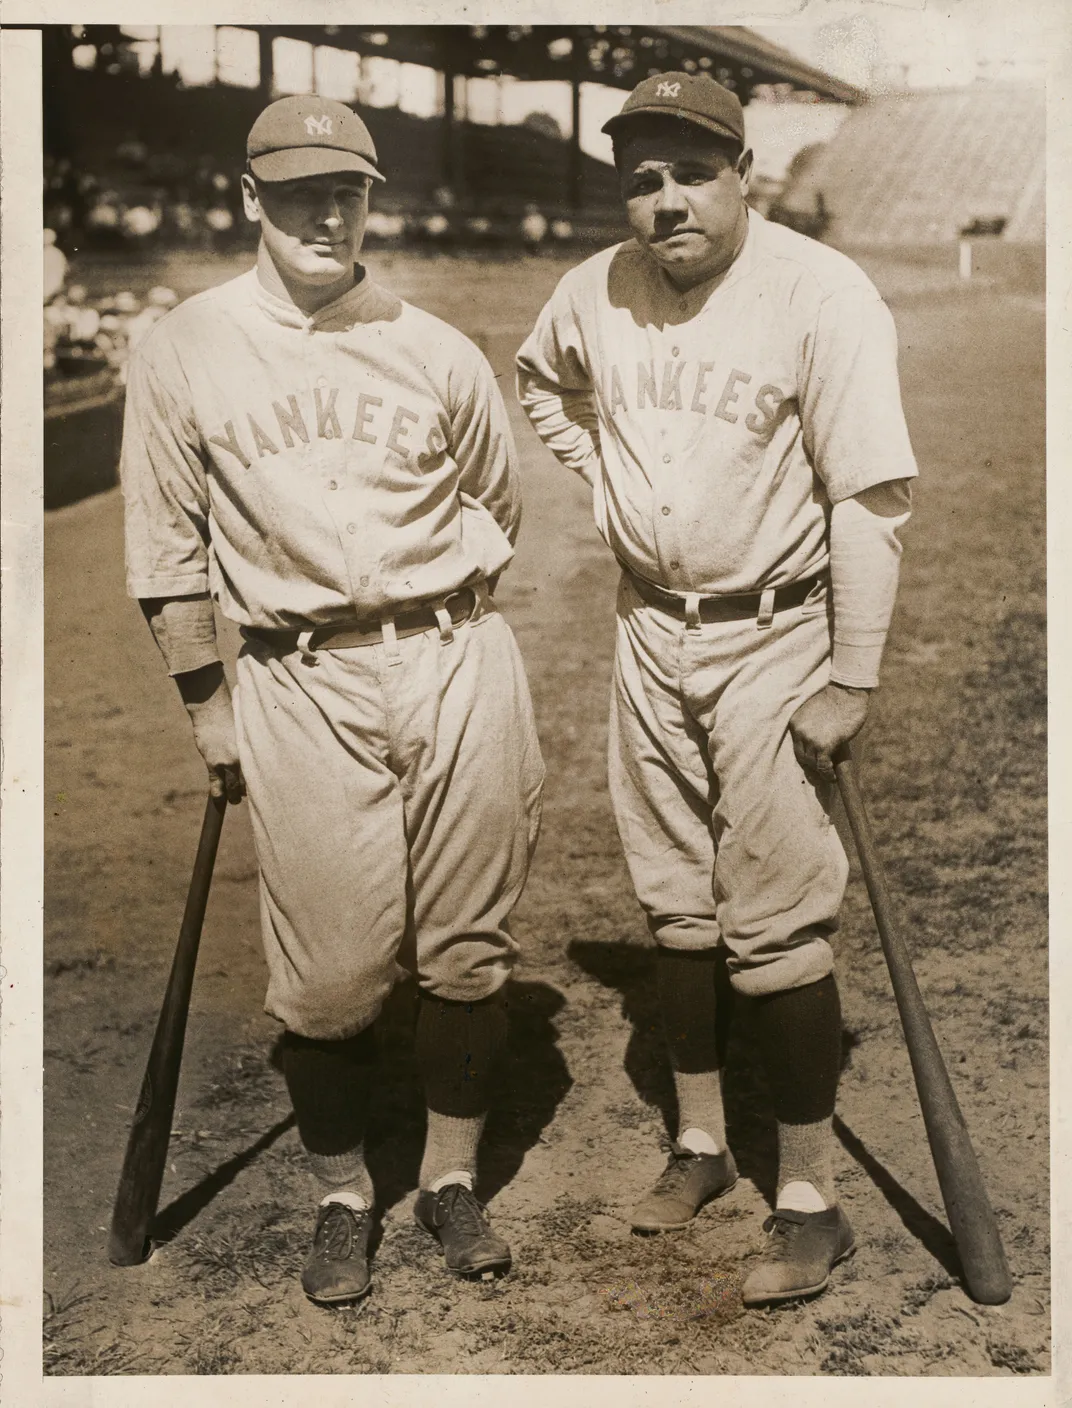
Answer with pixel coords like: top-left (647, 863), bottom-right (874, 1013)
top-left (363, 976), bottom-right (573, 1214)
top-left (566, 938), bottom-right (779, 1200)
top-left (567, 938), bottom-right (962, 1278)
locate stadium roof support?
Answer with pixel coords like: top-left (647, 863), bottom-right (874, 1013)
top-left (255, 25), bottom-right (863, 208)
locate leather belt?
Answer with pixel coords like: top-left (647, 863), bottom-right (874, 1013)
top-left (243, 587), bottom-right (478, 653)
top-left (624, 569), bottom-right (826, 623)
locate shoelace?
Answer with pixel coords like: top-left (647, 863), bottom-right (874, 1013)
top-left (653, 1146), bottom-right (704, 1189)
top-left (436, 1185), bottom-right (489, 1236)
top-left (315, 1203), bottom-right (368, 1259)
top-left (760, 1209), bottom-right (808, 1257)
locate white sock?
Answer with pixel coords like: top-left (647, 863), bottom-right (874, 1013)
top-left (319, 1190), bottom-right (370, 1212)
top-left (679, 1126), bottom-right (722, 1156)
top-left (776, 1180), bottom-right (828, 1213)
top-left (429, 1169), bottom-right (474, 1194)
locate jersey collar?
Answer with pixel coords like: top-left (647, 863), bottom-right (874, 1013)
top-left (250, 266), bottom-right (386, 332)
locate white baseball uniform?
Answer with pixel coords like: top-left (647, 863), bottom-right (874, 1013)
top-left (122, 268), bottom-right (544, 1039)
top-left (517, 209), bottom-right (917, 995)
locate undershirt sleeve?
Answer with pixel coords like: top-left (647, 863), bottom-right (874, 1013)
top-left (800, 285), bottom-right (919, 504)
top-left (829, 478), bottom-right (913, 688)
top-left (140, 594), bottom-right (221, 676)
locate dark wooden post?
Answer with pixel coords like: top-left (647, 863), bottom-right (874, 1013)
top-left (440, 34), bottom-right (466, 201)
top-left (569, 70), bottom-right (583, 210)
top-left (258, 28), bottom-right (274, 100)
top-left (443, 66), bottom-right (456, 188)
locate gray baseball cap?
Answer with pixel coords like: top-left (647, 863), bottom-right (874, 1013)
top-left (247, 96), bottom-right (385, 183)
top-left (602, 72), bottom-right (746, 146)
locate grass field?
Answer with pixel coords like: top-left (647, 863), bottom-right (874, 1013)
top-left (42, 246), bottom-right (1047, 1377)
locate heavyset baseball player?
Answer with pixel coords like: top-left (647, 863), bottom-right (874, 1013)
top-left (517, 72), bottom-right (917, 1305)
top-left (121, 95), bottom-right (544, 1304)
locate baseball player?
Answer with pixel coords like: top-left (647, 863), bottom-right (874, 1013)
top-left (121, 95), bottom-right (544, 1304)
top-left (517, 73), bottom-right (916, 1304)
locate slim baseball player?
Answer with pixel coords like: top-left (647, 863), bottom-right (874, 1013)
top-left (517, 73), bottom-right (916, 1304)
top-left (121, 95), bottom-right (544, 1304)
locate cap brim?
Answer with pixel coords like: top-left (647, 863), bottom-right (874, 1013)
top-left (249, 147), bottom-right (385, 183)
top-left (601, 107), bottom-right (743, 146)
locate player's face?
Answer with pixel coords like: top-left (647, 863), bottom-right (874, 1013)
top-left (243, 172), bottom-right (370, 286)
top-left (619, 130), bottom-right (752, 290)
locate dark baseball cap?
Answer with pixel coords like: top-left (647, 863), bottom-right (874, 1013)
top-left (247, 96), bottom-right (385, 183)
top-left (602, 72), bottom-right (745, 147)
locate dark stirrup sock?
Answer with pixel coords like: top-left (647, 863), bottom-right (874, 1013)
top-left (752, 973), bottom-right (843, 1208)
top-left (751, 973), bottom-right (842, 1125)
top-left (657, 947), bottom-right (735, 1150)
top-left (415, 990), bottom-right (508, 1119)
top-left (281, 1026), bottom-right (377, 1154)
top-left (415, 991), bottom-right (507, 1188)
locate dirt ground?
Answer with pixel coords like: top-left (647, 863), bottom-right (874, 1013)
top-left (42, 247), bottom-right (1047, 1378)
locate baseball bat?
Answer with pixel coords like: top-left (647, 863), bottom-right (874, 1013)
top-left (108, 791), bottom-right (227, 1266)
top-left (833, 743), bottom-right (1011, 1304)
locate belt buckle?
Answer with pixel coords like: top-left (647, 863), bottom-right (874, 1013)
top-left (443, 587), bottom-right (473, 622)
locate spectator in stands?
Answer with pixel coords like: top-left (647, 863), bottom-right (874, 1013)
top-left (43, 229), bottom-right (68, 304)
top-left (122, 201), bottom-right (162, 242)
top-left (204, 202), bottom-right (236, 251)
top-left (521, 204), bottom-right (548, 250)
top-left (166, 189), bottom-right (199, 245)
top-left (116, 131), bottom-right (149, 168)
top-left (85, 189), bottom-right (124, 247)
top-left (97, 291), bottom-right (139, 375)
top-left (60, 285), bottom-right (102, 345)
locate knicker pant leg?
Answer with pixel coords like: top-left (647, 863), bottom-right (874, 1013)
top-left (686, 606), bottom-right (849, 997)
top-left (386, 609), bottom-right (545, 1001)
top-left (233, 642), bottom-right (408, 1039)
top-left (608, 577), bottom-right (722, 952)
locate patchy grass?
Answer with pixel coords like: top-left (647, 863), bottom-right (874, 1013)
top-left (44, 1287), bottom-right (149, 1375)
top-left (175, 1202), bottom-right (306, 1297)
top-left (986, 1338), bottom-right (1044, 1374)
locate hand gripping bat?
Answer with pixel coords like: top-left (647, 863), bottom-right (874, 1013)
top-left (833, 743), bottom-right (1011, 1304)
top-left (109, 792), bottom-right (227, 1266)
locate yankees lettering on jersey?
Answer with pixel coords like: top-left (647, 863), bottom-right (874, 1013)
top-left (122, 270), bottom-right (518, 629)
top-left (602, 357), bottom-right (784, 431)
top-left (207, 385), bottom-right (447, 470)
top-left (517, 209), bottom-right (917, 596)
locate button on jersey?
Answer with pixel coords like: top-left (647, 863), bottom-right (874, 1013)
top-left (516, 210), bottom-right (918, 595)
top-left (122, 270), bottom-right (519, 628)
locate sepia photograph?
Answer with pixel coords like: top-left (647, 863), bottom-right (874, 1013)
top-left (0, 2), bottom-right (1062, 1396)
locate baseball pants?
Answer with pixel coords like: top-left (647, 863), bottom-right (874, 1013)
top-left (609, 573), bottom-right (849, 997)
top-left (233, 594), bottom-right (545, 1040)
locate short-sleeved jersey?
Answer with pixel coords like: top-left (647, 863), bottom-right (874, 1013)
top-left (516, 209), bottom-right (917, 595)
top-left (122, 269), bottom-right (519, 629)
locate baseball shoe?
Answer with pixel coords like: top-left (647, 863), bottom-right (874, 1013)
top-left (301, 1199), bottom-right (374, 1305)
top-left (630, 1144), bottom-right (738, 1232)
top-left (414, 1183), bottom-right (512, 1277)
top-left (741, 1205), bottom-right (855, 1306)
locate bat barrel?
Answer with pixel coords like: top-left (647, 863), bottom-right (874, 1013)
top-left (833, 747), bottom-right (1012, 1305)
top-left (108, 792), bottom-right (227, 1266)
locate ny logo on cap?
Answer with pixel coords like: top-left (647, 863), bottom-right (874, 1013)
top-left (304, 115), bottom-right (333, 136)
top-left (656, 81), bottom-right (682, 98)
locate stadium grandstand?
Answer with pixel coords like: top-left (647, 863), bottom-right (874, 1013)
top-left (772, 83), bottom-right (1044, 248)
top-left (42, 23), bottom-right (861, 251)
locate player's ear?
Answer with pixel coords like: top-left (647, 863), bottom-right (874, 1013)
top-left (736, 148), bottom-right (754, 197)
top-left (240, 172), bottom-right (261, 223)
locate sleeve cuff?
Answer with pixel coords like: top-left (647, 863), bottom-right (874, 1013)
top-left (128, 573), bottom-right (210, 599)
top-left (830, 637), bottom-right (885, 689)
